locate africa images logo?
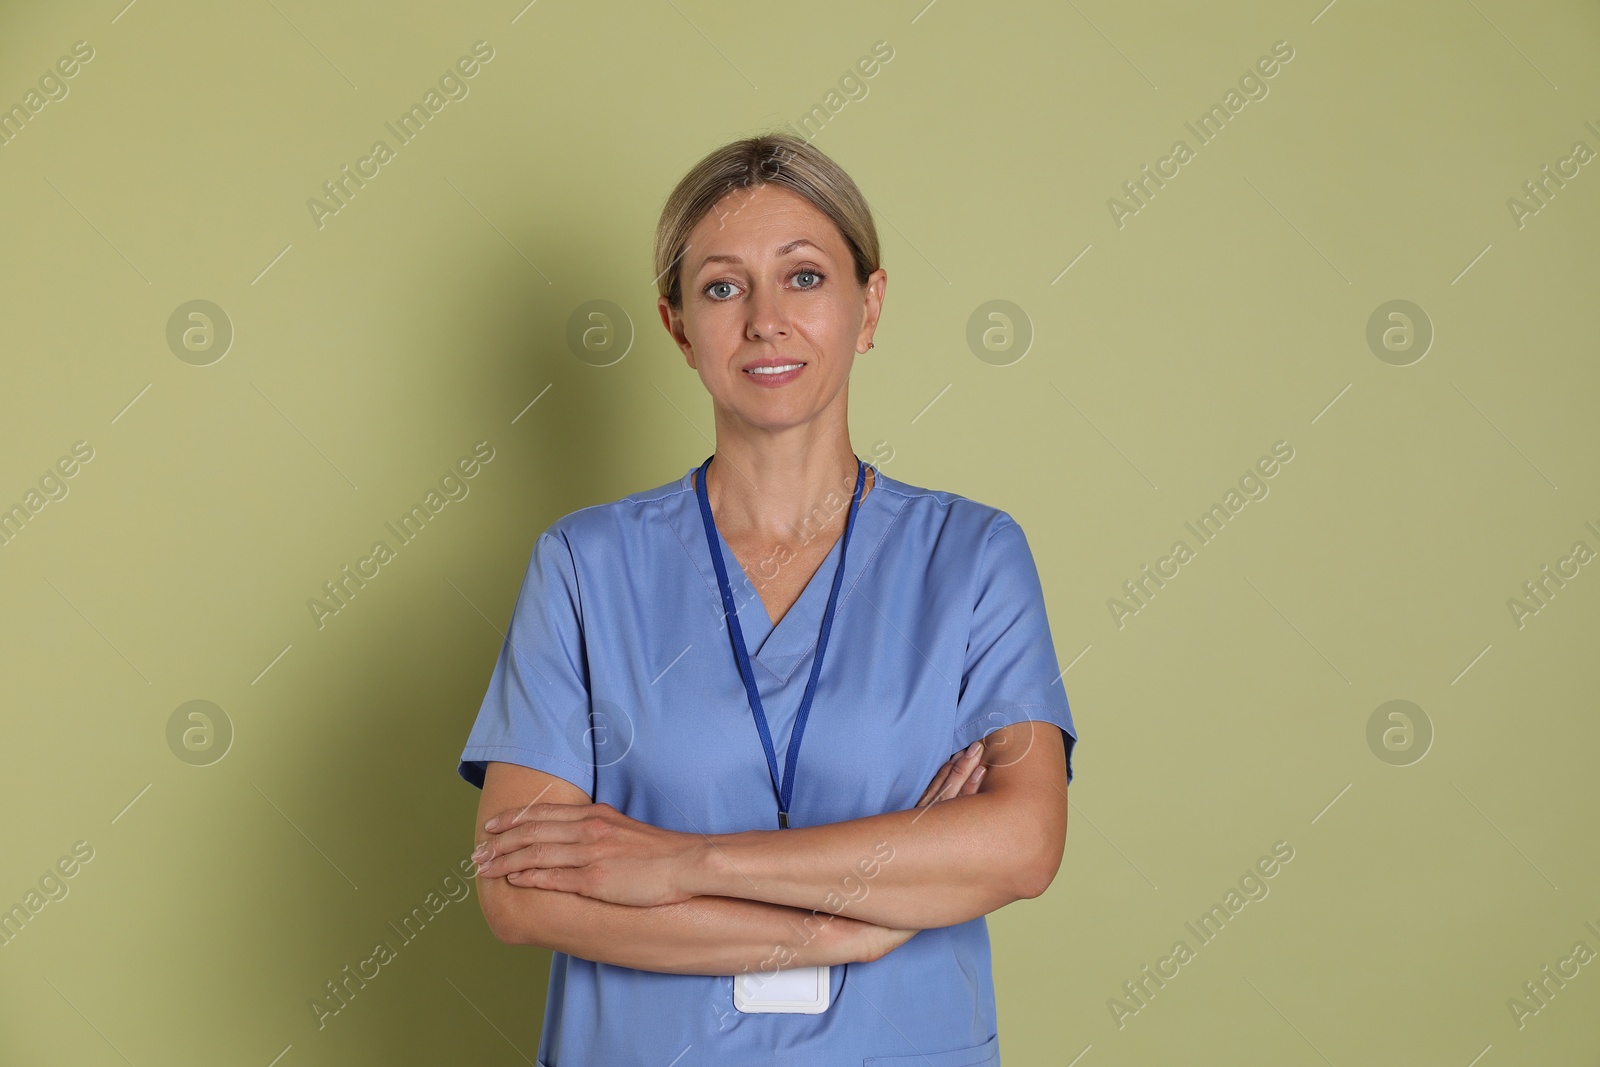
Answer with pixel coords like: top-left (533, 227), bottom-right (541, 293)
top-left (1106, 440), bottom-right (1295, 628)
top-left (306, 41), bottom-right (495, 230)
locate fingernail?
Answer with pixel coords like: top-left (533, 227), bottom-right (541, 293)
top-left (472, 844), bottom-right (490, 862)
top-left (972, 766), bottom-right (987, 783)
top-left (484, 818), bottom-right (500, 831)
top-left (966, 741), bottom-right (981, 757)
top-left (475, 862), bottom-right (489, 875)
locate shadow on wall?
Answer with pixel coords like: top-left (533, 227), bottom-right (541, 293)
top-left (280, 216), bottom-right (637, 1058)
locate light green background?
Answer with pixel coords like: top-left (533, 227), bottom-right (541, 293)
top-left (2, 0), bottom-right (1597, 1063)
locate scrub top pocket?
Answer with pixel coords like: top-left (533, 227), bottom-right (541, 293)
top-left (864, 1032), bottom-right (1000, 1066)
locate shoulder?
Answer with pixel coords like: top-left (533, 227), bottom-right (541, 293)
top-left (535, 469), bottom-right (692, 553)
top-left (526, 463), bottom-right (1032, 557)
top-left (869, 465), bottom-right (1022, 548)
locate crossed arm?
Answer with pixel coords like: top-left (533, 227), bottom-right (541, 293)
top-left (471, 721), bottom-right (1068, 977)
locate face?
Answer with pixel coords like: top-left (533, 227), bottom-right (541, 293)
top-left (658, 183), bottom-right (885, 435)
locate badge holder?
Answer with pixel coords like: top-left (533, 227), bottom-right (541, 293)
top-left (734, 964), bottom-right (832, 1013)
top-left (697, 456), bottom-right (865, 1019)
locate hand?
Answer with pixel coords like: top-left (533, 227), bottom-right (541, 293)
top-left (853, 747), bottom-right (988, 962)
top-left (472, 802), bottom-right (702, 907)
top-left (915, 740), bottom-right (986, 808)
top-left (859, 922), bottom-right (921, 963)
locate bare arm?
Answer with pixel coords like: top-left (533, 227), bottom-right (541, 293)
top-left (688, 722), bottom-right (1069, 929)
top-left (474, 762), bottom-right (898, 975)
top-left (485, 724), bottom-right (1067, 931)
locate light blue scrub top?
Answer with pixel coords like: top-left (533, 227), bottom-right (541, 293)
top-left (458, 460), bottom-right (1077, 1067)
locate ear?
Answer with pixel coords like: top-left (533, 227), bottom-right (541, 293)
top-left (854, 268), bottom-right (887, 354)
top-left (657, 295), bottom-right (696, 369)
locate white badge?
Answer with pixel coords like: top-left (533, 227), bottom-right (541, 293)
top-left (733, 964), bottom-right (831, 1013)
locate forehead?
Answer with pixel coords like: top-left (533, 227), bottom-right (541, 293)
top-left (687, 184), bottom-right (842, 267)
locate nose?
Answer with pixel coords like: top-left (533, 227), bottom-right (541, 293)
top-left (744, 282), bottom-right (791, 344)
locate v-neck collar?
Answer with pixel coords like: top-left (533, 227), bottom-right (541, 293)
top-left (669, 460), bottom-right (900, 684)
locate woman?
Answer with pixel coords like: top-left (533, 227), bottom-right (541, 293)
top-left (458, 132), bottom-right (1076, 1066)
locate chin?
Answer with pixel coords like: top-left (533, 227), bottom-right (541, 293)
top-left (732, 405), bottom-right (818, 432)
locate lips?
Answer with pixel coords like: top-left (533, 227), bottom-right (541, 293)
top-left (741, 359), bottom-right (806, 386)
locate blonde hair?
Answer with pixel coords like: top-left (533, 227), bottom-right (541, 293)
top-left (653, 132), bottom-right (881, 311)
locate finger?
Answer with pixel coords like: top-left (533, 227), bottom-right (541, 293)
top-left (917, 741), bottom-right (985, 807)
top-left (934, 744), bottom-right (986, 802)
top-left (478, 838), bottom-right (587, 877)
top-left (917, 759), bottom-right (956, 807)
top-left (960, 765), bottom-right (987, 795)
top-left (507, 866), bottom-right (585, 893)
top-left (485, 802), bottom-right (597, 832)
top-left (920, 753), bottom-right (966, 806)
top-left (480, 841), bottom-right (587, 878)
top-left (935, 765), bottom-right (970, 802)
top-left (484, 801), bottom-right (540, 833)
top-left (919, 756), bottom-right (959, 805)
top-left (481, 819), bottom-right (587, 860)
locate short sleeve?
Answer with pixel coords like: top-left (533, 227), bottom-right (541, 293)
top-left (457, 530), bottom-right (596, 798)
top-left (952, 517), bottom-right (1078, 785)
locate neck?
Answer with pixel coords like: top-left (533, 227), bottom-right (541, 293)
top-left (701, 410), bottom-right (869, 543)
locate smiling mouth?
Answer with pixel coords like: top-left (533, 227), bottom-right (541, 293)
top-left (745, 363), bottom-right (806, 376)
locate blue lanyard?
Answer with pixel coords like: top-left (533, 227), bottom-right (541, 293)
top-left (695, 454), bottom-right (866, 830)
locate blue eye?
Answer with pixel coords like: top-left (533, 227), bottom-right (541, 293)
top-left (703, 270), bottom-right (823, 301)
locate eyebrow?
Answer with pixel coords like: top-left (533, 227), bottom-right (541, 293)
top-left (694, 238), bottom-right (827, 271)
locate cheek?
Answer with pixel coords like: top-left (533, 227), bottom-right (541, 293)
top-left (681, 320), bottom-right (728, 367)
top-left (796, 303), bottom-right (856, 354)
